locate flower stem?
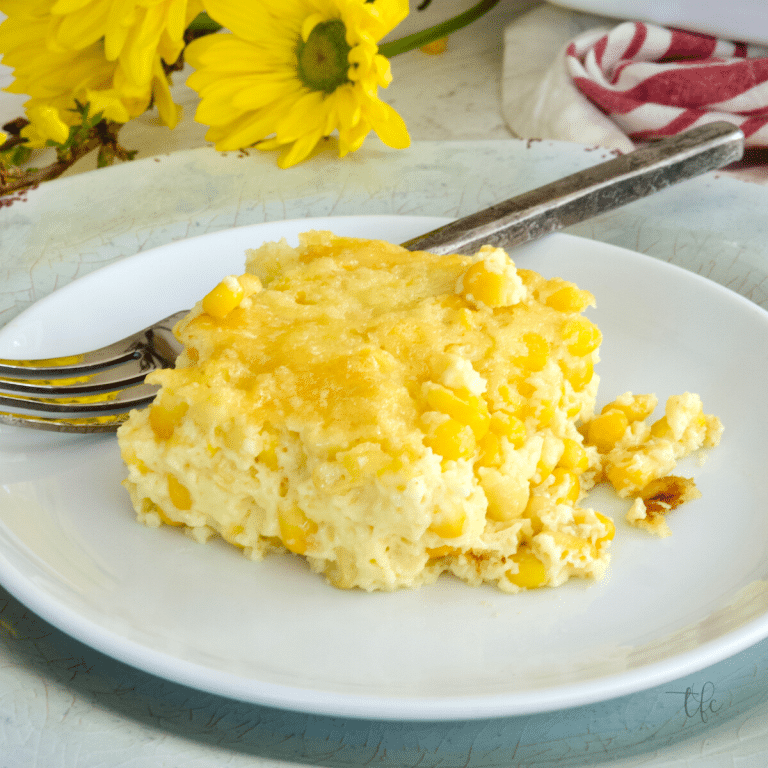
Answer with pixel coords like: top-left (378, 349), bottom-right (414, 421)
top-left (378, 0), bottom-right (502, 58)
top-left (0, 135), bottom-right (102, 196)
top-left (0, 118), bottom-right (133, 197)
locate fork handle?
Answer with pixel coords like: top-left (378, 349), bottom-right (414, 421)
top-left (400, 121), bottom-right (744, 255)
top-left (0, 122), bottom-right (743, 380)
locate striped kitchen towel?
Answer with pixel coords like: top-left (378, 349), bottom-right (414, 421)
top-left (566, 21), bottom-right (768, 147)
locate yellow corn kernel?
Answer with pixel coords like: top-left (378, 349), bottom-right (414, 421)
top-left (523, 495), bottom-right (548, 534)
top-left (278, 506), bottom-right (318, 555)
top-left (148, 398), bottom-right (188, 440)
top-left (202, 277), bottom-right (245, 319)
top-left (564, 318), bottom-right (602, 356)
top-left (535, 435), bottom-right (563, 483)
top-left (377, 453), bottom-right (404, 477)
top-left (424, 417), bottom-right (477, 461)
top-left (605, 463), bottom-right (653, 495)
top-left (532, 399), bottom-right (556, 428)
top-left (340, 445), bottom-right (391, 483)
top-left (157, 507), bottom-right (184, 527)
top-left (458, 308), bottom-right (474, 330)
top-left (426, 544), bottom-right (457, 559)
top-left (258, 445), bottom-right (279, 470)
top-left (429, 509), bottom-right (466, 539)
top-left (565, 404), bottom-right (580, 420)
top-left (224, 524), bottom-right (246, 547)
top-left (601, 393), bottom-right (656, 422)
top-left (522, 400), bottom-right (548, 427)
top-left (489, 411), bottom-right (526, 448)
top-left (237, 273), bottom-right (262, 298)
top-left (507, 549), bottom-right (548, 589)
top-left (558, 438), bottom-right (589, 473)
top-left (514, 332), bottom-right (550, 372)
top-left (122, 447), bottom-right (149, 474)
top-left (549, 530), bottom-right (596, 560)
top-left (441, 294), bottom-right (465, 310)
top-left (551, 467), bottom-right (580, 504)
top-left (425, 386), bottom-right (490, 439)
top-left (460, 260), bottom-right (509, 308)
top-left (650, 416), bottom-right (673, 439)
top-left (586, 409), bottom-right (629, 453)
top-left (559, 357), bottom-right (594, 392)
top-left (477, 432), bottom-right (503, 467)
top-left (167, 474), bottom-right (192, 510)
top-left (535, 458), bottom-right (555, 484)
top-left (545, 285), bottom-right (594, 313)
top-left (483, 473), bottom-right (530, 522)
top-left (498, 384), bottom-right (525, 413)
top-left (515, 379), bottom-right (536, 399)
top-left (257, 426), bottom-right (280, 470)
top-left (594, 511), bottom-right (615, 543)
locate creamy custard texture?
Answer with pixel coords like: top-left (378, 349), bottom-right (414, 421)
top-left (118, 232), bottom-right (722, 592)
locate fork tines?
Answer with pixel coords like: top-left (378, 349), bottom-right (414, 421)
top-left (0, 409), bottom-right (132, 432)
top-left (0, 310), bottom-right (188, 433)
top-left (0, 356), bottom-right (161, 433)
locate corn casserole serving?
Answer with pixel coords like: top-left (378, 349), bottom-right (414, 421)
top-left (118, 232), bottom-right (722, 592)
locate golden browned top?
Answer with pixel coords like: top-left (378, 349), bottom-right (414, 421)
top-left (152, 231), bottom-right (599, 462)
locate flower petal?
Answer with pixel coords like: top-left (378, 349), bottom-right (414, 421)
top-left (367, 99), bottom-right (410, 149)
top-left (52, 3), bottom-right (110, 50)
top-left (27, 104), bottom-right (70, 144)
top-left (51, 0), bottom-right (93, 14)
top-left (103, 0), bottom-right (137, 60)
top-left (276, 127), bottom-right (324, 168)
top-left (203, 0), bottom-right (305, 44)
top-left (334, 83), bottom-right (361, 129)
top-left (274, 89), bottom-right (327, 142)
top-left (231, 77), bottom-right (303, 111)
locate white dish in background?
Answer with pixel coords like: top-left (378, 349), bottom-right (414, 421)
top-left (547, 0), bottom-right (768, 46)
top-left (0, 215), bottom-right (766, 721)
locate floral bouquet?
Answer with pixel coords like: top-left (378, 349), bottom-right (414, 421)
top-left (0, 0), bottom-right (500, 195)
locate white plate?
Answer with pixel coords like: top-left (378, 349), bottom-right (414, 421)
top-left (547, 0), bottom-right (768, 46)
top-left (0, 215), bottom-right (767, 721)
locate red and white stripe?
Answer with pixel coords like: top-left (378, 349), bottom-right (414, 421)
top-left (565, 22), bottom-right (768, 147)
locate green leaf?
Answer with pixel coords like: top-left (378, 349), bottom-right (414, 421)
top-left (186, 11), bottom-right (223, 33)
top-left (10, 145), bottom-right (32, 165)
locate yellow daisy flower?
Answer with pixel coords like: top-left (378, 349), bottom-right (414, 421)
top-left (185, 0), bottom-right (411, 168)
top-left (46, 0), bottom-right (204, 87)
top-left (0, 0), bottom-right (203, 145)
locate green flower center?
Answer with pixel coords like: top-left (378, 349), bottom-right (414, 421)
top-left (296, 19), bottom-right (352, 94)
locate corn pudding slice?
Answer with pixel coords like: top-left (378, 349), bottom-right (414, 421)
top-left (118, 231), bottom-right (720, 592)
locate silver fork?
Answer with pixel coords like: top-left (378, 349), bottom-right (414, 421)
top-left (0, 121), bottom-right (744, 433)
